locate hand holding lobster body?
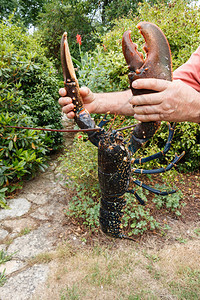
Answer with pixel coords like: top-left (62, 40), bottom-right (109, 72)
top-left (61, 22), bottom-right (184, 239)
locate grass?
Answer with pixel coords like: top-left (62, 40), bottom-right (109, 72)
top-left (0, 268), bottom-right (7, 287)
top-left (18, 227), bottom-right (31, 237)
top-left (31, 237), bottom-right (200, 300)
top-left (0, 249), bottom-right (16, 287)
top-left (0, 249), bottom-right (16, 265)
top-left (169, 268), bottom-right (200, 299)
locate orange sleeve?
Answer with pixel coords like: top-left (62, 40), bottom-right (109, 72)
top-left (173, 46), bottom-right (200, 92)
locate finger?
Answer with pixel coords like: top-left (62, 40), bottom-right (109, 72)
top-left (58, 97), bottom-right (72, 107)
top-left (132, 78), bottom-right (171, 92)
top-left (66, 111), bottom-right (75, 119)
top-left (59, 88), bottom-right (67, 97)
top-left (134, 113), bottom-right (162, 122)
top-left (133, 104), bottom-right (161, 115)
top-left (130, 93), bottom-right (162, 106)
top-left (62, 103), bottom-right (74, 115)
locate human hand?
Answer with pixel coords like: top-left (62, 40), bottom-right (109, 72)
top-left (129, 79), bottom-right (200, 123)
top-left (58, 86), bottom-right (97, 119)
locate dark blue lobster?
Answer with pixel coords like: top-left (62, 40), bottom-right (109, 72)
top-left (61, 22), bottom-right (184, 239)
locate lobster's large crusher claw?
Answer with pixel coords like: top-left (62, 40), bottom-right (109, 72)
top-left (122, 22), bottom-right (173, 153)
top-left (122, 21), bottom-right (172, 89)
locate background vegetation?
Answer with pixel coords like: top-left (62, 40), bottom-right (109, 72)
top-left (0, 18), bottom-right (63, 207)
top-left (0, 0), bottom-right (199, 237)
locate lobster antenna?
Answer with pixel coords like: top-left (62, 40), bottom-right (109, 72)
top-left (2, 125), bottom-right (101, 133)
top-left (115, 116), bottom-right (126, 130)
top-left (116, 124), bottom-right (137, 131)
top-left (106, 113), bottom-right (117, 133)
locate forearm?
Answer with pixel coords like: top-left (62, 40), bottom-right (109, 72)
top-left (94, 90), bottom-right (134, 115)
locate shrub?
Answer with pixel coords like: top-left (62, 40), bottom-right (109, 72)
top-left (0, 18), bottom-right (63, 206)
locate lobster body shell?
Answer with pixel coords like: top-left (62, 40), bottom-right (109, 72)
top-left (98, 131), bottom-right (131, 237)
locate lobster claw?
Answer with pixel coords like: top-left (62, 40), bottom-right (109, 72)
top-left (122, 22), bottom-right (173, 154)
top-left (61, 32), bottom-right (97, 132)
top-left (122, 22), bottom-right (172, 95)
top-left (61, 32), bottom-right (84, 113)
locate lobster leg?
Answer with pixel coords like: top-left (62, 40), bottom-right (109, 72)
top-left (131, 179), bottom-right (176, 195)
top-left (122, 22), bottom-right (172, 154)
top-left (126, 189), bottom-right (145, 205)
top-left (132, 152), bottom-right (185, 174)
top-left (132, 123), bottom-right (177, 164)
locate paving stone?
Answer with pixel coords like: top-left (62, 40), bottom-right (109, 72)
top-left (25, 193), bottom-right (48, 205)
top-left (0, 244), bottom-right (7, 251)
top-left (47, 186), bottom-right (68, 204)
top-left (2, 218), bottom-right (38, 234)
top-left (30, 207), bottom-right (50, 221)
top-left (0, 149), bottom-right (73, 299)
top-left (30, 201), bottom-right (65, 222)
top-left (7, 224), bottom-right (55, 259)
top-left (0, 260), bottom-right (25, 275)
top-left (21, 178), bottom-right (54, 194)
top-left (0, 198), bottom-right (31, 221)
top-left (0, 264), bottom-right (49, 300)
top-left (0, 228), bottom-right (8, 241)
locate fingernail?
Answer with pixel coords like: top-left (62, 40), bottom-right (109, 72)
top-left (81, 86), bottom-right (89, 94)
top-left (132, 81), bottom-right (137, 88)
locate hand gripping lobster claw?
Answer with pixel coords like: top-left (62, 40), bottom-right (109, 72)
top-left (122, 22), bottom-right (173, 153)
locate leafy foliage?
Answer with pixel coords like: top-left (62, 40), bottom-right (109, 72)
top-left (59, 135), bottom-right (100, 232)
top-left (37, 0), bottom-right (100, 70)
top-left (0, 0), bottom-right (48, 27)
top-left (0, 19), bottom-right (63, 206)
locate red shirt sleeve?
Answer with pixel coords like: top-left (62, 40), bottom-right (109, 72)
top-left (173, 46), bottom-right (200, 92)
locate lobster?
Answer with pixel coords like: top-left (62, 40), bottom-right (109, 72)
top-left (61, 22), bottom-right (184, 239)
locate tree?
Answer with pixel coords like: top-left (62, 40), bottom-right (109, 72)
top-left (0, 0), bottom-right (48, 27)
top-left (37, 0), bottom-right (99, 69)
top-left (98, 0), bottom-right (142, 25)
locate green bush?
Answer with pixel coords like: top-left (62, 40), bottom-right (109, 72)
top-left (76, 0), bottom-right (200, 172)
top-left (0, 18), bottom-right (63, 207)
top-left (59, 135), bottom-right (100, 232)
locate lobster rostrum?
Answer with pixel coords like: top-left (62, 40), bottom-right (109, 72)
top-left (61, 23), bottom-right (184, 240)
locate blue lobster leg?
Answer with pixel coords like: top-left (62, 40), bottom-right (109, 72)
top-left (131, 122), bottom-right (176, 164)
top-left (98, 113), bottom-right (111, 128)
top-left (127, 189), bottom-right (145, 205)
top-left (132, 152), bottom-right (185, 174)
top-left (132, 179), bottom-right (176, 195)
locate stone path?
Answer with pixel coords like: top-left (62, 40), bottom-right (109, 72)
top-left (0, 132), bottom-right (74, 299)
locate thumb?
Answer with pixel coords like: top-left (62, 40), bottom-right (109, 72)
top-left (80, 86), bottom-right (94, 103)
